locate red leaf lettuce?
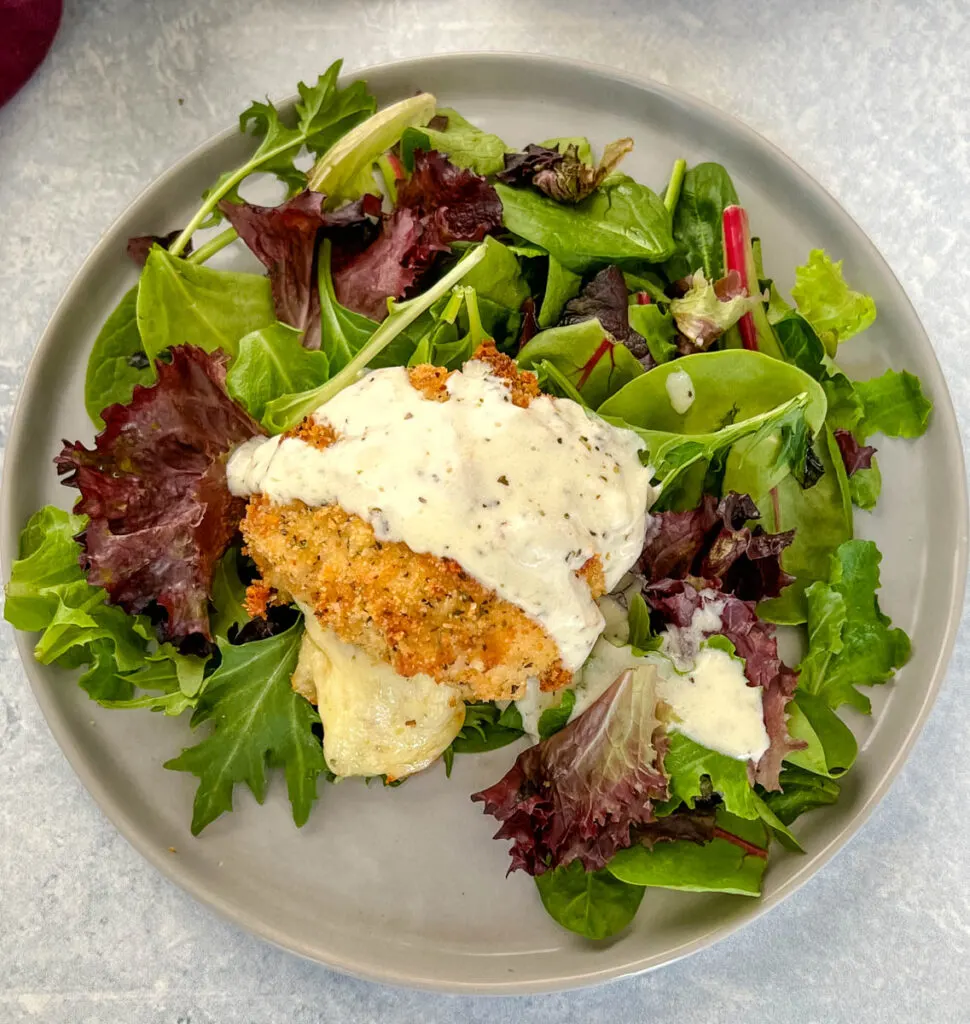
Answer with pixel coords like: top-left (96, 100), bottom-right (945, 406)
top-left (56, 346), bottom-right (262, 646)
top-left (471, 668), bottom-right (669, 875)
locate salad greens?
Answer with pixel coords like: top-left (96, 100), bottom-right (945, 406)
top-left (4, 61), bottom-right (935, 945)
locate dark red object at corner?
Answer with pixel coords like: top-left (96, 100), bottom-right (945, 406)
top-left (0, 0), bottom-right (62, 108)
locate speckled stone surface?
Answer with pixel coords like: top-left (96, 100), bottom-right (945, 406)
top-left (1, 1), bottom-right (969, 1021)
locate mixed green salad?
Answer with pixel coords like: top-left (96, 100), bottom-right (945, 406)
top-left (4, 60), bottom-right (933, 941)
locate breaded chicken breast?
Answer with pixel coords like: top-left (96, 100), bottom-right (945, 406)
top-left (241, 343), bottom-right (605, 702)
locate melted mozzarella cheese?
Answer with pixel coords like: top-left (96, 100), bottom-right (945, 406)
top-left (229, 360), bottom-right (657, 671)
top-left (295, 608), bottom-right (465, 779)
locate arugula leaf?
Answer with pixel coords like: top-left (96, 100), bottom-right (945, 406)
top-left (495, 176), bottom-right (675, 273)
top-left (763, 766), bottom-right (840, 825)
top-left (209, 548), bottom-right (250, 642)
top-left (791, 249), bottom-right (876, 354)
top-left (627, 303), bottom-right (678, 365)
top-left (798, 540), bottom-right (911, 713)
top-left (535, 860), bottom-right (644, 940)
top-left (165, 620), bottom-right (328, 834)
top-left (664, 162), bottom-right (739, 281)
top-left (136, 247), bottom-right (275, 361)
top-left (171, 61), bottom-right (377, 250)
top-left (84, 287), bottom-right (155, 427)
top-left (401, 106), bottom-right (508, 176)
top-left (849, 459), bottom-right (882, 510)
top-left (307, 93), bottom-right (436, 200)
top-left (517, 320), bottom-right (645, 409)
top-left (537, 689), bottom-right (576, 739)
top-left (538, 255), bottom-right (582, 328)
top-left (444, 701), bottom-right (524, 775)
top-left (226, 322), bottom-right (330, 423)
top-left (609, 811), bottom-right (768, 895)
top-left (853, 369), bottom-right (932, 440)
top-left (261, 244), bottom-right (488, 432)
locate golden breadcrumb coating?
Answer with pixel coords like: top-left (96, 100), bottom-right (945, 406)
top-left (242, 343), bottom-right (598, 701)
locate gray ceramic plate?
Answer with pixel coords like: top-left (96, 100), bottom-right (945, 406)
top-left (3, 53), bottom-right (967, 994)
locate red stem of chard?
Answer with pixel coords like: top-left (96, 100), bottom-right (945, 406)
top-left (714, 826), bottom-right (768, 860)
top-left (722, 205), bottom-right (759, 351)
top-left (635, 291), bottom-right (652, 305)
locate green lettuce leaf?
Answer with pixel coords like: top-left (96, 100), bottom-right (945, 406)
top-left (798, 540), bottom-right (911, 713)
top-left (226, 322), bottom-right (330, 423)
top-left (535, 859), bottom-right (644, 940)
top-left (853, 369), bottom-right (932, 440)
top-left (663, 733), bottom-right (801, 850)
top-left (136, 247), bottom-right (275, 361)
top-left (165, 619), bottom-right (328, 834)
top-left (4, 506), bottom-right (147, 678)
top-left (458, 236), bottom-right (530, 311)
top-left (848, 459), bottom-right (882, 510)
top-left (401, 106), bottom-right (508, 176)
top-left (791, 249), bottom-right (876, 353)
top-left (495, 176), bottom-right (675, 273)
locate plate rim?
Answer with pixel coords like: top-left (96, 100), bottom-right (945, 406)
top-left (3, 49), bottom-right (967, 995)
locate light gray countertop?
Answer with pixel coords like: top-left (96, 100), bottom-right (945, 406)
top-left (1, 1), bottom-right (969, 1021)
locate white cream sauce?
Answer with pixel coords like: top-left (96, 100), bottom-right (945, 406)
top-left (228, 359), bottom-right (657, 671)
top-left (665, 368), bottom-right (696, 414)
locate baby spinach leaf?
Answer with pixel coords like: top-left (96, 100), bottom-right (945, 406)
top-left (609, 811), bottom-right (768, 895)
top-left (773, 311), bottom-right (826, 381)
top-left (84, 286), bottom-right (155, 427)
top-left (402, 106), bottom-right (508, 176)
top-left (518, 319), bottom-right (645, 408)
top-left (627, 303), bottom-right (678, 364)
top-left (136, 247), bottom-right (275, 361)
top-left (784, 689), bottom-right (858, 778)
top-left (853, 369), bottom-right (932, 440)
top-left (495, 176), bottom-right (675, 273)
top-left (165, 619), bottom-right (328, 834)
top-left (459, 236), bottom-right (530, 311)
top-left (664, 162), bottom-right (739, 282)
top-left (797, 540), bottom-right (911, 714)
top-left (791, 249), bottom-right (876, 354)
top-left (762, 766), bottom-right (840, 825)
top-left (226, 322), bottom-right (330, 423)
top-left (535, 860), bottom-right (644, 940)
top-left (537, 689), bottom-right (576, 739)
top-left (539, 255), bottom-right (582, 328)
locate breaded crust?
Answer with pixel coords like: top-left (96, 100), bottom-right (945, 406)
top-left (243, 343), bottom-right (598, 701)
top-left (243, 498), bottom-right (574, 700)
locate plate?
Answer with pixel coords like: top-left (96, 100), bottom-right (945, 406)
top-left (2, 52), bottom-right (966, 994)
